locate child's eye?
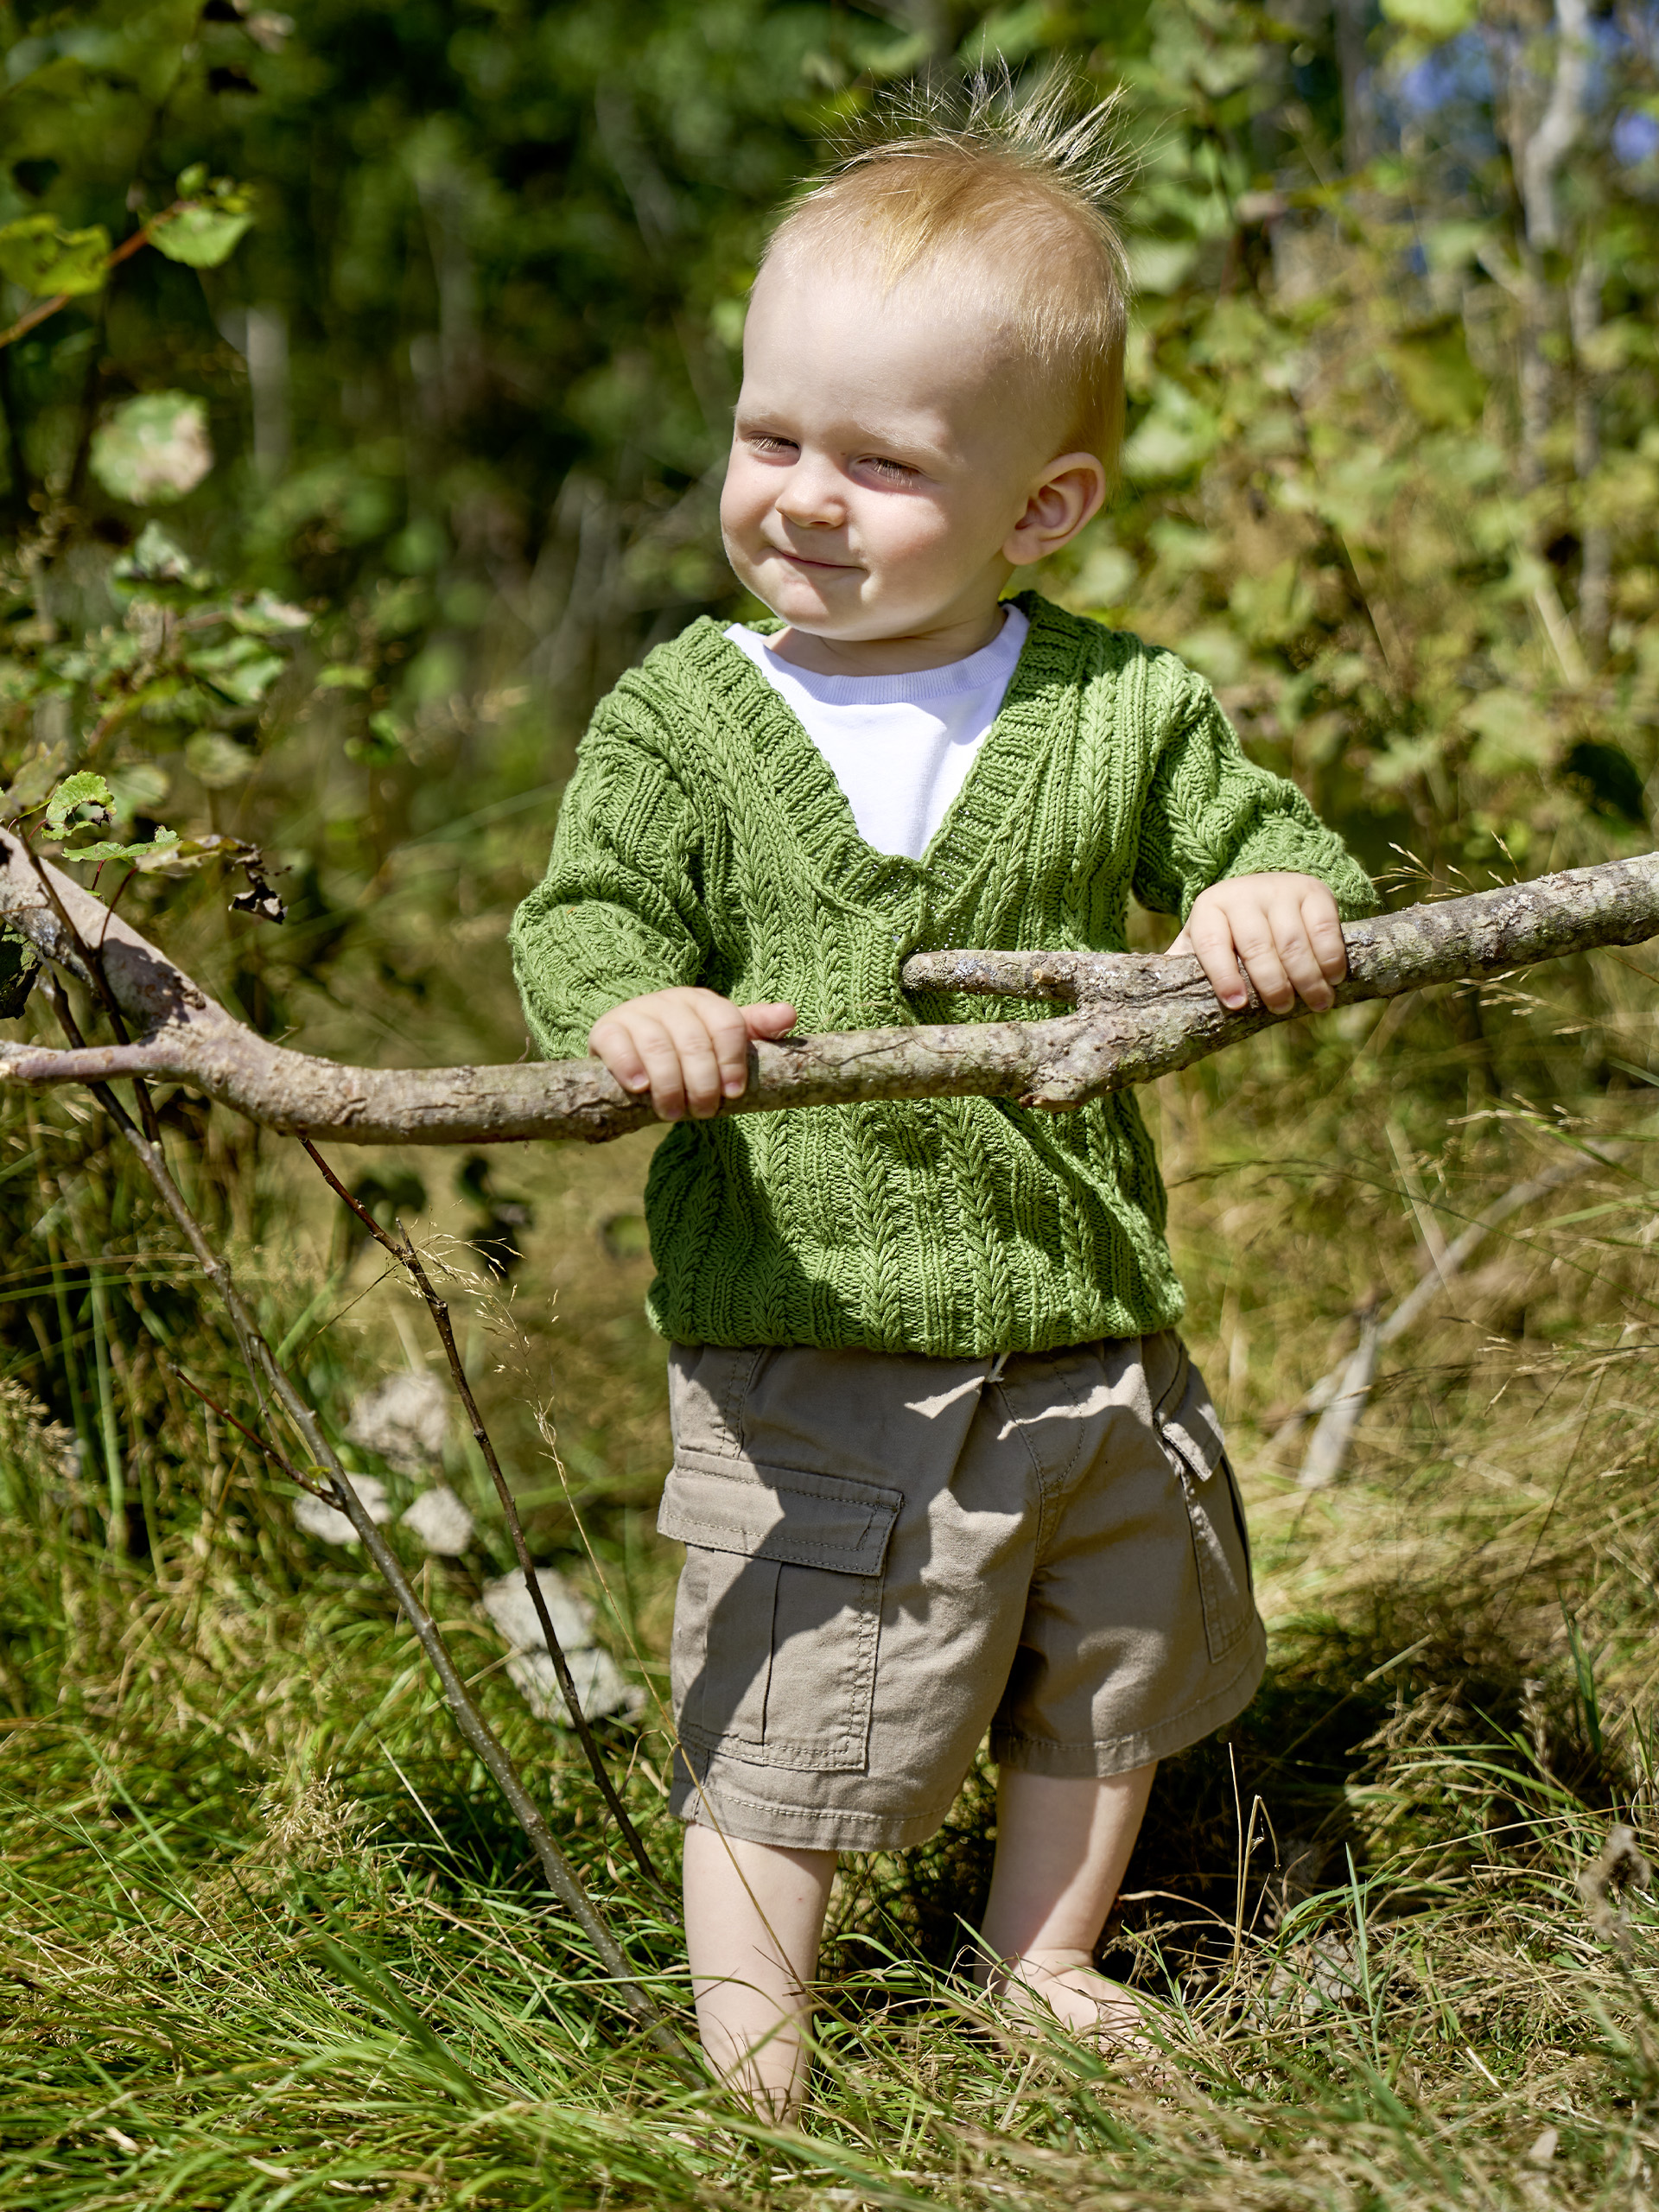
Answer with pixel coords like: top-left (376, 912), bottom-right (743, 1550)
top-left (748, 435), bottom-right (797, 458)
top-left (861, 455), bottom-right (918, 482)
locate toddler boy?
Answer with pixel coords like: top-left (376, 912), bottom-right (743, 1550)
top-left (512, 85), bottom-right (1375, 2115)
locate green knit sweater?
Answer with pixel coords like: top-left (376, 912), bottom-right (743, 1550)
top-left (511, 592), bottom-right (1376, 1357)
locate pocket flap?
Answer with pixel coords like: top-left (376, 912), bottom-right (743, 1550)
top-left (1160, 1365), bottom-right (1227, 1484)
top-left (658, 1460), bottom-right (899, 1576)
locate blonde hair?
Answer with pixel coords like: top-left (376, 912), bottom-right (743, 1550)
top-left (764, 73), bottom-right (1133, 469)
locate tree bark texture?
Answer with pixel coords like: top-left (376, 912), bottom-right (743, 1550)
top-left (3, 830), bottom-right (1658, 1146)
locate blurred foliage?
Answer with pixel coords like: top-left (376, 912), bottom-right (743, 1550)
top-left (3, 0), bottom-right (1657, 930)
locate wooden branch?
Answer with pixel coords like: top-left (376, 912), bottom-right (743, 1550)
top-left (4, 827), bottom-right (1659, 1145)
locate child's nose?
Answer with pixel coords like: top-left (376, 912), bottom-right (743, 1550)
top-left (777, 458), bottom-right (844, 529)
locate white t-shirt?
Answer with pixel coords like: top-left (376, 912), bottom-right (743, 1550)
top-left (725, 606), bottom-right (1029, 863)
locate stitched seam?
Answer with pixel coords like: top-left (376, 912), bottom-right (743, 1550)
top-left (675, 1776), bottom-right (963, 1840)
top-left (724, 1346), bottom-right (768, 1452)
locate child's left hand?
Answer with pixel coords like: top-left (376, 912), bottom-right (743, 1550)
top-left (1167, 873), bottom-right (1347, 1015)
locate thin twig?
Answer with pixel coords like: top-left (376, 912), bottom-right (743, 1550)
top-left (301, 1136), bottom-right (670, 1899)
top-left (31, 918), bottom-right (687, 2062)
top-left (167, 1362), bottom-right (330, 1501)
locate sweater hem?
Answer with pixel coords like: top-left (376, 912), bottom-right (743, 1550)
top-left (645, 1292), bottom-right (1190, 1361)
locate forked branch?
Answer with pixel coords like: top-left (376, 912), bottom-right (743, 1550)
top-left (3, 830), bottom-right (1659, 1141)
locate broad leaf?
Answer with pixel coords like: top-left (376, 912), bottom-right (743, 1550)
top-left (0, 213), bottom-right (110, 296)
top-left (68, 829), bottom-right (183, 868)
top-left (152, 205), bottom-right (255, 270)
top-left (44, 772), bottom-right (116, 836)
top-left (113, 524), bottom-right (214, 593)
top-left (1379, 0), bottom-right (1478, 34)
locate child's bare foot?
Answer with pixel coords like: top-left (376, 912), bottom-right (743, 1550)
top-left (983, 1948), bottom-right (1168, 2055)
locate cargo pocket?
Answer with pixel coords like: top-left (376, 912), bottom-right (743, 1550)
top-left (658, 1459), bottom-right (900, 1774)
top-left (1157, 1351), bottom-right (1255, 1666)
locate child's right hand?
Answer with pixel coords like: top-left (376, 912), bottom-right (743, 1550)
top-left (589, 988), bottom-right (798, 1122)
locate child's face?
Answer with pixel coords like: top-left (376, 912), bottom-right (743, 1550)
top-left (721, 254), bottom-right (1090, 649)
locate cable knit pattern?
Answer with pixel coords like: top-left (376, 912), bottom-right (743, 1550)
top-left (511, 592), bottom-right (1376, 1356)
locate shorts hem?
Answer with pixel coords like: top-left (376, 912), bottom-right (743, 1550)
top-left (669, 1766), bottom-right (963, 1853)
top-left (990, 1619), bottom-right (1268, 1779)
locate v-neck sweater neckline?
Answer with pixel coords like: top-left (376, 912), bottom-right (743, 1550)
top-left (681, 591), bottom-right (1077, 911)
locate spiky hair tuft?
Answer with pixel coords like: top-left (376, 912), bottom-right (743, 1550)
top-left (764, 66), bottom-right (1135, 466)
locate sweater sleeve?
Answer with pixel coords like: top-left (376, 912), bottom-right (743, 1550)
top-left (509, 706), bottom-right (710, 1062)
top-left (1131, 668), bottom-right (1376, 925)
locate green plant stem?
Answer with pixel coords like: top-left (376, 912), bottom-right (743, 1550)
top-left (299, 1136), bottom-right (670, 1902)
top-left (36, 977), bottom-right (686, 2064)
top-left (87, 1259), bottom-right (122, 1547)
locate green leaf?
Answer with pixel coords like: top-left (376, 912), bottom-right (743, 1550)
top-left (187, 636), bottom-right (285, 707)
top-left (44, 772), bottom-right (116, 836)
top-left (153, 176), bottom-right (257, 270)
top-left (232, 591), bottom-right (310, 637)
top-left (1379, 0), bottom-right (1478, 35)
top-left (112, 524), bottom-right (215, 593)
top-left (67, 829), bottom-right (181, 868)
top-left (0, 213), bottom-right (110, 297)
top-left (90, 393), bottom-right (214, 507)
top-left (1464, 690), bottom-right (1550, 777)
top-left (185, 732), bottom-right (255, 787)
top-left (125, 830), bottom-right (257, 877)
top-left (317, 664), bottom-right (372, 690)
top-left (151, 204), bottom-right (255, 270)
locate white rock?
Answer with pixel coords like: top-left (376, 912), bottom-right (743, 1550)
top-left (401, 1484), bottom-right (474, 1555)
top-left (480, 1568), bottom-right (642, 1724)
top-left (480, 1567), bottom-right (595, 1654)
top-left (295, 1475), bottom-right (391, 1546)
top-left (506, 1643), bottom-right (645, 1724)
top-left (346, 1371), bottom-right (449, 1475)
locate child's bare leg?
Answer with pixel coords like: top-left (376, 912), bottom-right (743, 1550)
top-left (976, 1764), bottom-right (1158, 2040)
top-left (682, 1821), bottom-right (836, 2118)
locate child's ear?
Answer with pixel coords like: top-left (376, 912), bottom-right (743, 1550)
top-left (1003, 454), bottom-right (1109, 568)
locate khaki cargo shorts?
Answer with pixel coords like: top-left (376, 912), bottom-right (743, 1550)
top-left (658, 1331), bottom-right (1266, 1853)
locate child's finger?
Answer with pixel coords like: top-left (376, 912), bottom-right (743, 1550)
top-left (689, 992), bottom-right (763, 1100)
top-left (626, 1011), bottom-right (694, 1122)
top-left (1226, 904), bottom-right (1301, 1014)
top-left (588, 1012), bottom-right (651, 1094)
top-left (741, 1000), bottom-right (798, 1038)
top-left (657, 1002), bottom-right (732, 1119)
top-left (1184, 904), bottom-right (1252, 1012)
top-left (1256, 894), bottom-right (1334, 1013)
top-left (1301, 891), bottom-right (1349, 985)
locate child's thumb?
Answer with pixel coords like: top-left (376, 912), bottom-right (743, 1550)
top-left (741, 1000), bottom-right (798, 1037)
